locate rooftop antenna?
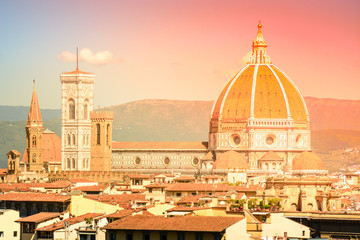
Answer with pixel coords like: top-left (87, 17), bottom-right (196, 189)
top-left (76, 47), bottom-right (79, 70)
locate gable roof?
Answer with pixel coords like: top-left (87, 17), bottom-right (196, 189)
top-left (16, 212), bottom-right (60, 223)
top-left (0, 192), bottom-right (70, 203)
top-left (103, 215), bottom-right (243, 232)
top-left (36, 213), bottom-right (103, 232)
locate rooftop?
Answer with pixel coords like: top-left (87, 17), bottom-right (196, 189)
top-left (103, 215), bottom-right (243, 232)
top-left (16, 212), bottom-right (60, 223)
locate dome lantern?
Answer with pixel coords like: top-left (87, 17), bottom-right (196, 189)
top-left (248, 21), bottom-right (272, 64)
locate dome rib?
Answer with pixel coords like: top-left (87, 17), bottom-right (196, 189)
top-left (211, 66), bottom-right (248, 119)
top-left (250, 65), bottom-right (259, 118)
top-left (267, 64), bottom-right (291, 119)
top-left (270, 65), bottom-right (309, 122)
top-left (218, 65), bottom-right (250, 120)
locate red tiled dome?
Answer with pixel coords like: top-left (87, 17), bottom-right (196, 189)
top-left (212, 151), bottom-right (248, 169)
top-left (210, 23), bottom-right (309, 124)
top-left (292, 151), bottom-right (324, 170)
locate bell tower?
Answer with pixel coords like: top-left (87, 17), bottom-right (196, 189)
top-left (60, 50), bottom-right (95, 171)
top-left (26, 81), bottom-right (44, 172)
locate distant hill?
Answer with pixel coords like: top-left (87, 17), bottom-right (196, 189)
top-left (0, 97), bottom-right (359, 169)
top-left (0, 106), bottom-right (60, 121)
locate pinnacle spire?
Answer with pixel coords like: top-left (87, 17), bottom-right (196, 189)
top-left (248, 21), bottom-right (271, 64)
top-left (27, 80), bottom-right (43, 125)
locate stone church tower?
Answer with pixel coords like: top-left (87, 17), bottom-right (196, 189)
top-left (60, 63), bottom-right (95, 171)
top-left (90, 111), bottom-right (113, 171)
top-left (26, 81), bottom-right (44, 172)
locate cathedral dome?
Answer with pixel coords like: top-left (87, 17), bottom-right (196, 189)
top-left (210, 23), bottom-right (309, 124)
top-left (212, 151), bottom-right (248, 169)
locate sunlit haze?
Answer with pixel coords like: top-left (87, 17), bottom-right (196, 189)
top-left (1, 0), bottom-right (359, 109)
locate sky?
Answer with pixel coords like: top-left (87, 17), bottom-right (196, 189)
top-left (0, 0), bottom-right (359, 109)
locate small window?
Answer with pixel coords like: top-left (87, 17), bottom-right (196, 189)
top-left (32, 136), bottom-right (37, 148)
top-left (177, 232), bottom-right (185, 240)
top-left (0, 232), bottom-right (3, 237)
top-left (13, 231), bottom-right (17, 237)
top-left (83, 102), bottom-right (88, 120)
top-left (107, 123), bottom-right (110, 146)
top-left (126, 232), bottom-right (133, 240)
top-left (195, 233), bottom-right (203, 240)
top-left (160, 232), bottom-right (167, 240)
top-left (163, 157), bottom-right (170, 166)
top-left (143, 232), bottom-right (150, 240)
top-left (69, 99), bottom-right (75, 120)
top-left (149, 188), bottom-right (153, 193)
top-left (176, 192), bottom-right (181, 197)
top-left (109, 231), bottom-right (117, 240)
top-left (96, 124), bottom-right (101, 145)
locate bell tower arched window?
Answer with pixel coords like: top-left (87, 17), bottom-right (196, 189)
top-left (32, 153), bottom-right (36, 163)
top-left (83, 99), bottom-right (89, 120)
top-left (69, 99), bottom-right (75, 120)
top-left (106, 124), bottom-right (110, 146)
top-left (32, 136), bottom-right (37, 148)
top-left (96, 123), bottom-right (101, 145)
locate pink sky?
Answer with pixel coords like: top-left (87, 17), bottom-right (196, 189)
top-left (0, 0), bottom-right (359, 108)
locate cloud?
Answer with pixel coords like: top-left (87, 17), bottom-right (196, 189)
top-left (239, 51), bottom-right (252, 65)
top-left (214, 51), bottom-right (253, 79)
top-left (57, 48), bottom-right (123, 66)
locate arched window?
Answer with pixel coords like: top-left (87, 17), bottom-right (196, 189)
top-left (68, 134), bottom-right (71, 146)
top-left (67, 158), bottom-right (71, 169)
top-left (106, 124), bottom-right (110, 146)
top-left (72, 134), bottom-right (76, 145)
top-left (32, 136), bottom-right (37, 148)
top-left (72, 158), bottom-right (76, 169)
top-left (83, 158), bottom-right (86, 169)
top-left (32, 153), bottom-right (36, 163)
top-left (69, 99), bottom-right (75, 120)
top-left (83, 99), bottom-right (89, 120)
top-left (96, 123), bottom-right (101, 145)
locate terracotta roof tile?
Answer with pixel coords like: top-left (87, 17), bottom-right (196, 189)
top-left (16, 212), bottom-right (60, 223)
top-left (178, 194), bottom-right (209, 204)
top-left (105, 209), bottom-right (135, 219)
top-left (72, 184), bottom-right (106, 192)
top-left (0, 192), bottom-right (70, 203)
top-left (36, 213), bottom-right (103, 231)
top-left (69, 178), bottom-right (96, 183)
top-left (258, 151), bottom-right (283, 161)
top-left (128, 174), bottom-right (150, 179)
top-left (213, 151), bottom-right (248, 170)
top-left (6, 150), bottom-right (21, 157)
top-left (112, 142), bottom-right (208, 150)
top-left (103, 215), bottom-right (243, 232)
top-left (166, 183), bottom-right (236, 192)
top-left (86, 194), bottom-right (146, 208)
top-left (292, 151), bottom-right (324, 170)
